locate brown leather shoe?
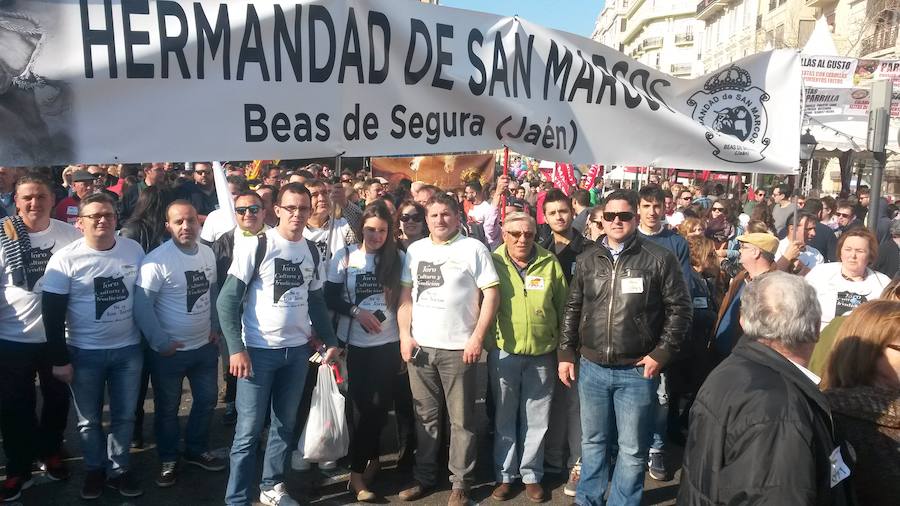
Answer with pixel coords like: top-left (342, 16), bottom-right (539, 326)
top-left (491, 482), bottom-right (513, 501)
top-left (448, 488), bottom-right (469, 506)
top-left (524, 483), bottom-right (545, 503)
top-left (399, 481), bottom-right (432, 502)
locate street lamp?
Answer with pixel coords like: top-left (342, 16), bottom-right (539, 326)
top-left (799, 128), bottom-right (818, 193)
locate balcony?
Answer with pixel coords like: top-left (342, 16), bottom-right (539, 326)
top-left (642, 36), bottom-right (664, 50)
top-left (805, 0), bottom-right (837, 8)
top-left (670, 63), bottom-right (693, 76)
top-left (861, 24), bottom-right (899, 56)
top-left (696, 0), bottom-right (726, 21)
top-left (675, 33), bottom-right (694, 45)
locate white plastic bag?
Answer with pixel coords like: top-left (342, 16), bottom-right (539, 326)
top-left (298, 364), bottom-right (349, 462)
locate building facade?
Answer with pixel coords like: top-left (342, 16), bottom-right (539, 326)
top-left (593, 0), bottom-right (703, 77)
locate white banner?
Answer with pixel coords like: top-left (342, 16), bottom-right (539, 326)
top-left (801, 55), bottom-right (857, 88)
top-left (1, 0), bottom-right (800, 172)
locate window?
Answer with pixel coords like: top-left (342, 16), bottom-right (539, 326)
top-left (621, 18), bottom-right (627, 31)
top-left (774, 23), bottom-right (784, 48)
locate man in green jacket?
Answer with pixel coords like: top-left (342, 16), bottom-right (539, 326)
top-left (487, 212), bottom-right (568, 503)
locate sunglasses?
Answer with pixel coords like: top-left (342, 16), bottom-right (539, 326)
top-left (836, 212), bottom-right (853, 218)
top-left (399, 213), bottom-right (424, 223)
top-left (235, 205), bottom-right (261, 216)
top-left (506, 230), bottom-right (535, 240)
top-left (711, 207), bottom-right (725, 212)
top-left (91, 173), bottom-right (106, 179)
top-left (603, 211), bottom-right (635, 222)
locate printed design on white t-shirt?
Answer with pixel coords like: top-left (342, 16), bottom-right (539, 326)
top-left (835, 291), bottom-right (867, 317)
top-left (25, 243), bottom-right (55, 291)
top-left (313, 240), bottom-right (329, 260)
top-left (416, 261), bottom-right (445, 302)
top-left (94, 276), bottom-right (129, 319)
top-left (273, 258), bottom-right (305, 303)
top-left (354, 272), bottom-right (382, 304)
top-left (185, 270), bottom-right (210, 312)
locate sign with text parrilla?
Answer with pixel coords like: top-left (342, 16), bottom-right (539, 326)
top-left (1, 0), bottom-right (799, 172)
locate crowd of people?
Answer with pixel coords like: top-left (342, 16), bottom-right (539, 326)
top-left (0, 161), bottom-right (898, 506)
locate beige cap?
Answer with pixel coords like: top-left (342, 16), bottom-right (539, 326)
top-left (736, 232), bottom-right (778, 255)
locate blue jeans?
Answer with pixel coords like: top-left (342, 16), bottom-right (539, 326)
top-left (650, 372), bottom-right (668, 453)
top-left (489, 350), bottom-right (554, 484)
top-left (149, 342), bottom-right (218, 462)
top-left (224, 345), bottom-right (311, 506)
top-left (576, 358), bottom-right (658, 506)
top-left (68, 344), bottom-right (143, 475)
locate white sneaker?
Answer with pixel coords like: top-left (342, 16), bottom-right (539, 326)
top-left (259, 483), bottom-right (299, 506)
top-left (290, 450), bottom-right (311, 471)
top-left (318, 460), bottom-right (337, 470)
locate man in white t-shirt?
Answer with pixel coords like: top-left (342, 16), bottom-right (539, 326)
top-left (42, 192), bottom-right (146, 500)
top-left (217, 183), bottom-right (340, 506)
top-left (302, 179), bottom-right (355, 267)
top-left (0, 174), bottom-right (81, 502)
top-left (210, 191), bottom-right (269, 425)
top-left (464, 179), bottom-right (501, 246)
top-left (134, 201), bottom-right (224, 488)
top-left (775, 212), bottom-right (824, 276)
top-left (199, 175), bottom-right (249, 244)
top-left (397, 193), bottom-right (500, 505)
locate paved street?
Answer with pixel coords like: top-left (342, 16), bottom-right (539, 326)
top-left (0, 361), bottom-right (681, 505)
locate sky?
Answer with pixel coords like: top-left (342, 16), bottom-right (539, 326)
top-left (441, 0), bottom-right (603, 39)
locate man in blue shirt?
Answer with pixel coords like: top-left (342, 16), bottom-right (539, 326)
top-left (635, 186), bottom-right (691, 481)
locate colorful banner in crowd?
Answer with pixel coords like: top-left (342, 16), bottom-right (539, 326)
top-left (1, 0), bottom-right (799, 172)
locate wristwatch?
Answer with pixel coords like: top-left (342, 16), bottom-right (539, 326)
top-left (350, 305), bottom-right (360, 318)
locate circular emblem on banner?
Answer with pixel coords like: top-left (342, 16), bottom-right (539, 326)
top-left (688, 65), bottom-right (770, 163)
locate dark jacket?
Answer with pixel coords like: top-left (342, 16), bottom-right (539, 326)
top-left (874, 237), bottom-right (898, 279)
top-left (826, 386), bottom-right (900, 506)
top-left (175, 181), bottom-right (218, 217)
top-left (538, 229), bottom-right (593, 283)
top-left (559, 232), bottom-right (692, 368)
top-left (809, 220), bottom-right (839, 262)
top-left (678, 340), bottom-right (856, 506)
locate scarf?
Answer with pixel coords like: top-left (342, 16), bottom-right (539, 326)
top-left (704, 215), bottom-right (734, 244)
top-left (0, 215), bottom-right (31, 288)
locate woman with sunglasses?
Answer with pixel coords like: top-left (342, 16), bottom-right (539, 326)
top-left (396, 200), bottom-right (428, 250)
top-left (325, 202), bottom-right (404, 502)
top-left (821, 299), bottom-right (900, 506)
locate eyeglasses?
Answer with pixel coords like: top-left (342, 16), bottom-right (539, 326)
top-left (679, 196), bottom-right (692, 200)
top-left (602, 211), bottom-right (635, 222)
top-left (235, 205), bottom-right (261, 216)
top-left (506, 230), bottom-right (535, 240)
top-left (340, 177), bottom-right (353, 183)
top-left (78, 212), bottom-right (116, 222)
top-left (277, 205), bottom-right (311, 215)
top-left (309, 191), bottom-right (327, 199)
top-left (711, 207), bottom-right (725, 213)
top-left (836, 212), bottom-right (853, 218)
top-left (399, 213), bottom-right (424, 223)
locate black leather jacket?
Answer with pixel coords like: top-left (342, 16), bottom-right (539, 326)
top-left (559, 232), bottom-right (691, 368)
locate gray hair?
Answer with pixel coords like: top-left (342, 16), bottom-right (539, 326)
top-left (502, 212), bottom-right (536, 231)
top-left (740, 271), bottom-right (821, 350)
